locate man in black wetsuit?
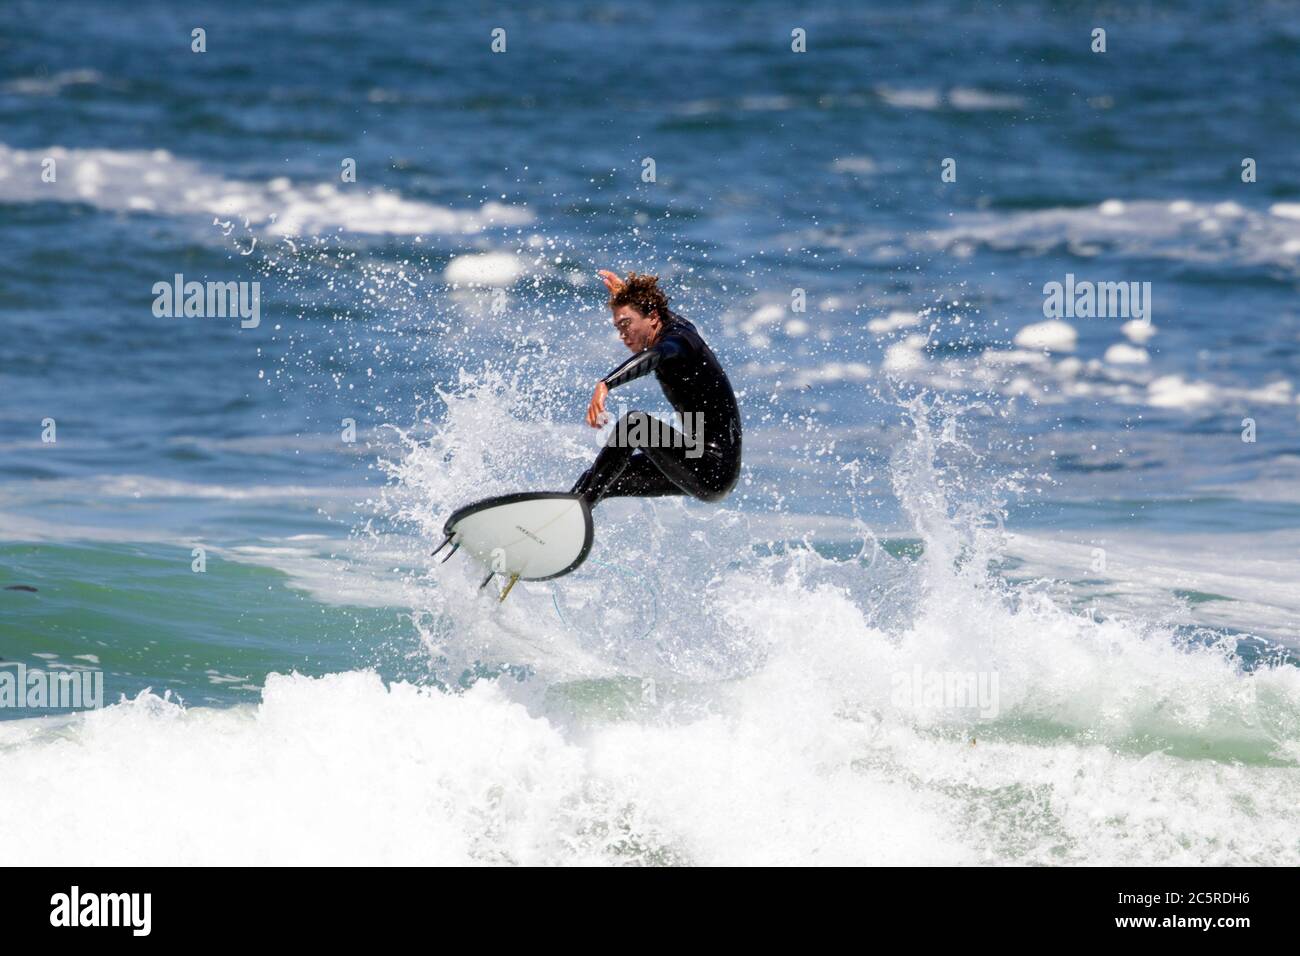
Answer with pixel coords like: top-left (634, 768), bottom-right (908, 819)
top-left (569, 270), bottom-right (742, 508)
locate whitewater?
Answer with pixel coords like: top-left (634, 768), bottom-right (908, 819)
top-left (3, 384), bottom-right (1297, 867)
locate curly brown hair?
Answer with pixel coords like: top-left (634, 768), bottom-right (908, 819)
top-left (608, 272), bottom-right (669, 319)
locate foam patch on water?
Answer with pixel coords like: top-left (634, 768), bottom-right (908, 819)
top-left (1014, 320), bottom-right (1077, 352)
top-left (926, 198), bottom-right (1300, 271)
top-left (885, 331), bottom-right (1297, 414)
top-left (0, 143), bottom-right (532, 237)
top-left (444, 251), bottom-right (526, 286)
top-left (872, 86), bottom-right (1025, 111)
top-left (2, 69), bottom-right (105, 96)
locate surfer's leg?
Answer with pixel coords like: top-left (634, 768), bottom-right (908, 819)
top-left (627, 411), bottom-right (741, 503)
top-left (592, 452), bottom-right (688, 499)
top-left (570, 444), bottom-right (680, 504)
top-left (570, 412), bottom-right (682, 505)
top-left (635, 437), bottom-right (738, 502)
top-left (572, 411), bottom-right (738, 506)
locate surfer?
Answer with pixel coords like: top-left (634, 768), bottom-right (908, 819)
top-left (432, 270), bottom-right (742, 589)
top-left (569, 270), bottom-right (742, 507)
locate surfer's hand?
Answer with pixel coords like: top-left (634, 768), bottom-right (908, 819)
top-left (586, 381), bottom-right (609, 428)
top-left (597, 270), bottom-right (625, 294)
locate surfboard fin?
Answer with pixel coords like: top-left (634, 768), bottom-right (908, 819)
top-left (497, 573), bottom-right (521, 603)
top-left (438, 542), bottom-right (461, 564)
top-left (478, 570), bottom-right (495, 590)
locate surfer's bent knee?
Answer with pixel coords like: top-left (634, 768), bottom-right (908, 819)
top-left (694, 460), bottom-right (741, 503)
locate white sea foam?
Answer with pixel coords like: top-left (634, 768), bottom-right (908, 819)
top-left (740, 302), bottom-right (788, 334)
top-left (876, 86), bottom-right (942, 110)
top-left (875, 86), bottom-right (1022, 112)
top-left (788, 361), bottom-right (872, 388)
top-left (927, 199), bottom-right (1300, 271)
top-left (1121, 319), bottom-right (1157, 344)
top-left (981, 348), bottom-right (1049, 367)
top-left (882, 336), bottom-right (928, 372)
top-left (1014, 320), bottom-right (1077, 351)
top-left (3, 69), bottom-right (105, 96)
top-left (1104, 343), bottom-right (1149, 365)
top-left (868, 310), bottom-right (921, 334)
top-left (1008, 529), bottom-right (1300, 646)
top-left (947, 88), bottom-right (1025, 111)
top-left (444, 252), bottom-right (525, 286)
top-left (830, 156), bottom-right (877, 175)
top-left (0, 143), bottom-right (531, 237)
top-left (1147, 375), bottom-right (1219, 409)
top-left (3, 395), bottom-right (1298, 865)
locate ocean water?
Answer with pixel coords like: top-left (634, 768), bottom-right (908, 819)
top-left (2, 0), bottom-right (1299, 865)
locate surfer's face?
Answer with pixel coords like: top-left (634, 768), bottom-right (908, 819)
top-left (612, 305), bottom-right (661, 352)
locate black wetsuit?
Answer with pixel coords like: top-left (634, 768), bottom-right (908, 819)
top-left (571, 311), bottom-right (742, 506)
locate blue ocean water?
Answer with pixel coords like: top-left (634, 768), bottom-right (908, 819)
top-left (1, 0), bottom-right (1299, 864)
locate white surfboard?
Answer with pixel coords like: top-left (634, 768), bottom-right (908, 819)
top-left (436, 492), bottom-right (594, 586)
